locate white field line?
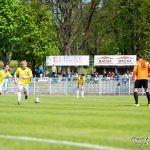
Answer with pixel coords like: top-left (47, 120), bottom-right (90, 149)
top-left (0, 134), bottom-right (127, 150)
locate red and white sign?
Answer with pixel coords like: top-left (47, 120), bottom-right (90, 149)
top-left (94, 55), bottom-right (136, 66)
top-left (46, 55), bottom-right (89, 66)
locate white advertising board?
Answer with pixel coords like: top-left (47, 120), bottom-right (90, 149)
top-left (46, 55), bottom-right (89, 66)
top-left (94, 55), bottom-right (136, 66)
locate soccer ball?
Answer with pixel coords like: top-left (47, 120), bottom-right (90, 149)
top-left (34, 97), bottom-right (40, 103)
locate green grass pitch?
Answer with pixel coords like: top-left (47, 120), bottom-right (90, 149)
top-left (0, 95), bottom-right (150, 150)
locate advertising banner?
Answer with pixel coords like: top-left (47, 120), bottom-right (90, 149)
top-left (94, 55), bottom-right (136, 66)
top-left (46, 55), bottom-right (89, 66)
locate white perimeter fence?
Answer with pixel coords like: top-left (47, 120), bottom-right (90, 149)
top-left (6, 77), bottom-right (150, 96)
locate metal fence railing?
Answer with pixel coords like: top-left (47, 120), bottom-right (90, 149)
top-left (5, 77), bottom-right (150, 96)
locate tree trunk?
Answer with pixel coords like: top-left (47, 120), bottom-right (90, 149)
top-left (2, 51), bottom-right (12, 65)
top-left (31, 59), bottom-right (36, 77)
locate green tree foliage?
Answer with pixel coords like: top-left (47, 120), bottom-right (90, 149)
top-left (13, 1), bottom-right (59, 71)
top-left (0, 0), bottom-right (59, 69)
top-left (1, 0), bottom-right (150, 67)
top-left (0, 0), bottom-right (18, 64)
top-left (89, 0), bottom-right (150, 57)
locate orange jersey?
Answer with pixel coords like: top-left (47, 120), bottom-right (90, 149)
top-left (133, 59), bottom-right (150, 80)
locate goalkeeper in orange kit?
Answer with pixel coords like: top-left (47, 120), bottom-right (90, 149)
top-left (132, 53), bottom-right (150, 106)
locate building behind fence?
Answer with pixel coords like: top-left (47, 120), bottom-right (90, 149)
top-left (7, 77), bottom-right (150, 96)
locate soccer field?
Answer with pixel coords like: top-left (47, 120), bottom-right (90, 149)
top-left (0, 95), bottom-right (150, 150)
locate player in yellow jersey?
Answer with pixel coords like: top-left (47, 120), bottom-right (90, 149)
top-left (132, 54), bottom-right (150, 106)
top-left (14, 60), bottom-right (32, 105)
top-left (76, 74), bottom-right (86, 98)
top-left (0, 64), bottom-right (11, 95)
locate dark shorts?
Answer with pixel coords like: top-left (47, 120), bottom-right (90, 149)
top-left (134, 79), bottom-right (148, 89)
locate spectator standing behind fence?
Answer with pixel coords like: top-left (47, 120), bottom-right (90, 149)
top-left (115, 72), bottom-right (120, 81)
top-left (51, 64), bottom-right (57, 77)
top-left (111, 72), bottom-right (115, 79)
top-left (107, 72), bottom-right (111, 80)
top-left (0, 64), bottom-right (11, 95)
top-left (115, 72), bottom-right (120, 86)
top-left (38, 65), bottom-right (44, 79)
top-left (62, 72), bottom-right (67, 81)
top-left (132, 53), bottom-right (150, 106)
top-left (122, 73), bottom-right (129, 85)
top-left (103, 71), bottom-right (107, 79)
top-left (74, 72), bottom-right (78, 79)
top-left (76, 74), bottom-right (86, 98)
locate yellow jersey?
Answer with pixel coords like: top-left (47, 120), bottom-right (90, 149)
top-left (76, 76), bottom-right (86, 85)
top-left (15, 67), bottom-right (32, 84)
top-left (0, 70), bottom-right (11, 84)
top-left (133, 59), bottom-right (150, 80)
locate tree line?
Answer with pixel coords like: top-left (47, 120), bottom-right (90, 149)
top-left (0, 0), bottom-right (150, 70)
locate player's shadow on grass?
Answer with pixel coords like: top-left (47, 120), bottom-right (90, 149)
top-left (116, 104), bottom-right (148, 107)
top-left (115, 104), bottom-right (132, 107)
